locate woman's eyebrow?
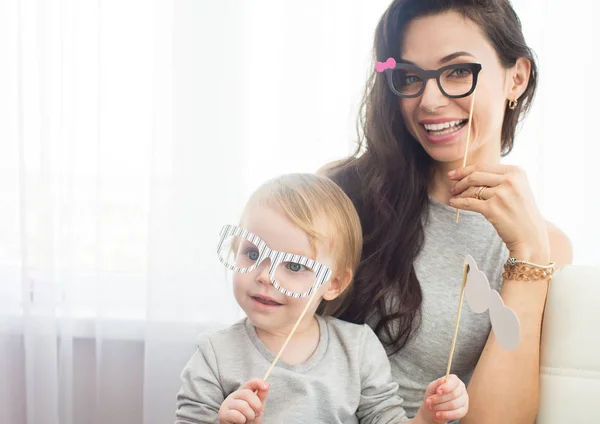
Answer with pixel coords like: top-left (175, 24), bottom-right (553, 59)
top-left (397, 51), bottom-right (476, 67)
top-left (397, 58), bottom-right (416, 65)
top-left (439, 51), bottom-right (476, 64)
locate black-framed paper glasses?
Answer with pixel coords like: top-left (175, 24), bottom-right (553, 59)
top-left (217, 224), bottom-right (332, 298)
top-left (381, 62), bottom-right (482, 99)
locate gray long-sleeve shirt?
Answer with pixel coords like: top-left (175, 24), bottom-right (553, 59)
top-left (175, 315), bottom-right (409, 423)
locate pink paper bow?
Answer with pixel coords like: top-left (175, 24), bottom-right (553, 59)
top-left (375, 57), bottom-right (397, 73)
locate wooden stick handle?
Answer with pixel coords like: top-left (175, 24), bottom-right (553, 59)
top-left (455, 91), bottom-right (477, 223)
top-left (445, 263), bottom-right (469, 381)
top-left (261, 288), bottom-right (320, 382)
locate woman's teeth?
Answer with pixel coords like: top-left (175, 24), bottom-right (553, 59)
top-left (423, 120), bottom-right (467, 135)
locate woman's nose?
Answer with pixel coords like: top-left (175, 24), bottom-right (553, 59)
top-left (419, 78), bottom-right (449, 112)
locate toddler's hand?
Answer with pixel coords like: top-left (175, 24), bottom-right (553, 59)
top-left (218, 379), bottom-right (270, 424)
top-left (417, 374), bottom-right (468, 424)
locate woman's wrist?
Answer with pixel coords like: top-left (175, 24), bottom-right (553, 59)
top-left (509, 243), bottom-right (551, 265)
top-left (503, 242), bottom-right (553, 288)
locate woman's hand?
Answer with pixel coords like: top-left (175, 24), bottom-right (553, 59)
top-left (414, 375), bottom-right (469, 424)
top-left (218, 379), bottom-right (269, 424)
top-left (448, 164), bottom-right (550, 262)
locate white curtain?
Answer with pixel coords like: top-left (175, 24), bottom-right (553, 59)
top-left (0, 1), bottom-right (597, 423)
top-left (506, 0), bottom-right (600, 266)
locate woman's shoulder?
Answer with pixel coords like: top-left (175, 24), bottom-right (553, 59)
top-left (546, 221), bottom-right (573, 269)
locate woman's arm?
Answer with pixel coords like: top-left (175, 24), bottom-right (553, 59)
top-left (461, 223), bottom-right (572, 424)
top-left (448, 162), bottom-right (573, 424)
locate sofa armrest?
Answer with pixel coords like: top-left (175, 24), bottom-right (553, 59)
top-left (537, 266), bottom-right (600, 423)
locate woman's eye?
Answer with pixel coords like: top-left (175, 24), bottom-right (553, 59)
top-left (403, 75), bottom-right (420, 86)
top-left (450, 67), bottom-right (473, 77)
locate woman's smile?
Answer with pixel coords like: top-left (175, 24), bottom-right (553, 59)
top-left (419, 118), bottom-right (469, 144)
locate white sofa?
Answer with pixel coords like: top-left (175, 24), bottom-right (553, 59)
top-left (537, 265), bottom-right (600, 423)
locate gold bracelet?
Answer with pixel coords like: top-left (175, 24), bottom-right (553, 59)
top-left (502, 257), bottom-right (556, 282)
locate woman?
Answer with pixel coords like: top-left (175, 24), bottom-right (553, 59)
top-left (319, 0), bottom-right (573, 423)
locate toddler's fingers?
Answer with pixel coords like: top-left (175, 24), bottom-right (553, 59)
top-left (426, 383), bottom-right (465, 407)
top-left (219, 409), bottom-right (247, 424)
top-left (240, 378), bottom-right (270, 392)
top-left (228, 399), bottom-right (257, 422)
top-left (434, 405), bottom-right (469, 422)
top-left (232, 390), bottom-right (263, 414)
top-left (436, 374), bottom-right (460, 396)
top-left (424, 376), bottom-right (445, 397)
top-left (429, 395), bottom-right (467, 412)
top-left (256, 386), bottom-right (270, 404)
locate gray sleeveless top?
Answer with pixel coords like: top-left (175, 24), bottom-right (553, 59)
top-left (386, 197), bottom-right (508, 418)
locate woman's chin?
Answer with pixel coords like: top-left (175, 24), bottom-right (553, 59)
top-left (421, 143), bottom-right (470, 164)
top-left (418, 134), bottom-right (485, 165)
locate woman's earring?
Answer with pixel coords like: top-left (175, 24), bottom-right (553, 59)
top-left (508, 99), bottom-right (518, 110)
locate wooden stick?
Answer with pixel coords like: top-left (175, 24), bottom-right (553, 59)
top-left (455, 90), bottom-right (478, 223)
top-left (445, 263), bottom-right (469, 382)
top-left (261, 288), bottom-right (321, 382)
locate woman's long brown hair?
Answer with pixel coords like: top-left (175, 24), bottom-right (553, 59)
top-left (319, 0), bottom-right (538, 354)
